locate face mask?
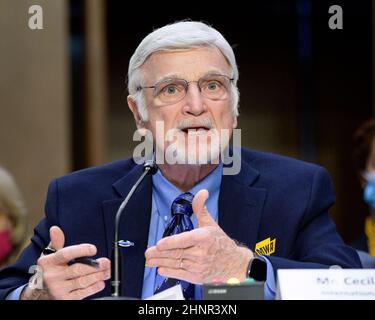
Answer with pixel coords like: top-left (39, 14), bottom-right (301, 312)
top-left (0, 230), bottom-right (13, 263)
top-left (364, 172), bottom-right (375, 210)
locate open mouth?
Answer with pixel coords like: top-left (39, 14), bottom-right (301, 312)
top-left (181, 126), bottom-right (210, 134)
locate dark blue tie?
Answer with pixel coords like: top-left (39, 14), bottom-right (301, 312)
top-left (154, 192), bottom-right (195, 300)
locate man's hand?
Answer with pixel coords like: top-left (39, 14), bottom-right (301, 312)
top-left (145, 189), bottom-right (253, 284)
top-left (21, 226), bottom-right (111, 300)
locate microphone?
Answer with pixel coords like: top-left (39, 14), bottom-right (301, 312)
top-left (111, 160), bottom-right (158, 297)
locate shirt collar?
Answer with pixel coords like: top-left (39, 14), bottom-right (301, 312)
top-left (152, 163), bottom-right (223, 218)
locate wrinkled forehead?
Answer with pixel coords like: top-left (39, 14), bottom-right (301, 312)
top-left (139, 46), bottom-right (233, 85)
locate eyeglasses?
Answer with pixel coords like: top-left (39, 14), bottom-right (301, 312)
top-left (136, 74), bottom-right (234, 106)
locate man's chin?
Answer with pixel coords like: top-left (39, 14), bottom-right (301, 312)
top-left (164, 146), bottom-right (221, 165)
top-left (155, 128), bottom-right (225, 165)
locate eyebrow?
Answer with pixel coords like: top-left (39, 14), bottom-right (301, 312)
top-left (155, 74), bottom-right (182, 84)
top-left (154, 70), bottom-right (230, 84)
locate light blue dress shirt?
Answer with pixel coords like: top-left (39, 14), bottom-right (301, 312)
top-left (7, 163), bottom-right (276, 300)
top-left (141, 163), bottom-right (276, 300)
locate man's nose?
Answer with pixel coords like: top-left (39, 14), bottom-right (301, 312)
top-left (183, 83), bottom-right (207, 116)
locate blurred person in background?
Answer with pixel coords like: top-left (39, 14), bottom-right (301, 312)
top-left (0, 167), bottom-right (27, 269)
top-left (352, 118), bottom-right (375, 267)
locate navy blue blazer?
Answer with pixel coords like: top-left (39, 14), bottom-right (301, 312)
top-left (0, 148), bottom-right (362, 299)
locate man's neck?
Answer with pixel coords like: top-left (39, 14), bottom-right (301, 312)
top-left (158, 163), bottom-right (218, 192)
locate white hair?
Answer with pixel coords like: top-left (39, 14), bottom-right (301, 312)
top-left (127, 21), bottom-right (240, 121)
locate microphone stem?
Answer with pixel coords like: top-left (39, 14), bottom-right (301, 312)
top-left (111, 167), bottom-right (151, 297)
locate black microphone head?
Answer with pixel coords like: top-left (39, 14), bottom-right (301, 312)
top-left (143, 160), bottom-right (158, 175)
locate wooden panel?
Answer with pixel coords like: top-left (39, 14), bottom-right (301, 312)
top-left (0, 0), bottom-right (70, 229)
top-left (83, 0), bottom-right (108, 166)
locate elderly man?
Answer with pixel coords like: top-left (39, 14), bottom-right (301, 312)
top-left (0, 21), bottom-right (361, 300)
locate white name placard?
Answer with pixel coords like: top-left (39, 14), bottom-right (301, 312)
top-left (277, 269), bottom-right (375, 300)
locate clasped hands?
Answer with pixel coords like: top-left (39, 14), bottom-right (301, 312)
top-left (145, 189), bottom-right (253, 284)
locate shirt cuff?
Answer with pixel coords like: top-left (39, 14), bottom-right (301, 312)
top-left (262, 256), bottom-right (276, 300)
top-left (6, 284), bottom-right (27, 300)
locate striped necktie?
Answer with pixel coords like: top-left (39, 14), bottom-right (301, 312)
top-left (154, 192), bottom-right (195, 299)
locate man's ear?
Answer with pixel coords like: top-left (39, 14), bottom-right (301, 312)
top-left (232, 116), bottom-right (238, 129)
top-left (127, 95), bottom-right (145, 129)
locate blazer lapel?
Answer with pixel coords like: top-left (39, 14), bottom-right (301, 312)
top-left (101, 154), bottom-right (266, 298)
top-left (102, 164), bottom-right (152, 299)
top-left (219, 159), bottom-right (267, 251)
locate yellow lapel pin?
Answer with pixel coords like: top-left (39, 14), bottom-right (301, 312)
top-left (255, 237), bottom-right (276, 256)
